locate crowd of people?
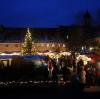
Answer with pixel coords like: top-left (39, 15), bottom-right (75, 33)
top-left (45, 54), bottom-right (100, 87)
top-left (0, 53), bottom-right (100, 89)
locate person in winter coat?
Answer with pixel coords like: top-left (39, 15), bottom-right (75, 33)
top-left (47, 58), bottom-right (53, 80)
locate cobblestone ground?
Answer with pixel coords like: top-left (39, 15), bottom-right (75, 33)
top-left (0, 81), bottom-right (100, 99)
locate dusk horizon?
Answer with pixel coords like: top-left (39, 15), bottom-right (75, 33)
top-left (0, 0), bottom-right (100, 27)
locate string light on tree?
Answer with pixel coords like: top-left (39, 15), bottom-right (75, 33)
top-left (23, 28), bottom-right (32, 55)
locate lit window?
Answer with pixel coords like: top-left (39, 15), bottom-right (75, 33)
top-left (47, 44), bottom-right (49, 47)
top-left (52, 44), bottom-right (55, 47)
top-left (15, 44), bottom-right (18, 47)
top-left (41, 43), bottom-right (44, 47)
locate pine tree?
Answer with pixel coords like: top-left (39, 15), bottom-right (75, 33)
top-left (23, 28), bottom-right (32, 55)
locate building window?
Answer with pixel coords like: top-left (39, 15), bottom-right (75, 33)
top-left (15, 44), bottom-right (18, 47)
top-left (52, 44), bottom-right (55, 47)
top-left (58, 44), bottom-right (60, 47)
top-left (47, 44), bottom-right (49, 47)
top-left (5, 45), bottom-right (8, 47)
top-left (41, 43), bottom-right (44, 47)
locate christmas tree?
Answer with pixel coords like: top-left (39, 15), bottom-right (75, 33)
top-left (23, 28), bottom-right (32, 55)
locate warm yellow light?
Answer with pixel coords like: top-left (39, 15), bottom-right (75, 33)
top-left (60, 52), bottom-right (71, 56)
top-left (76, 55), bottom-right (91, 65)
top-left (89, 47), bottom-right (93, 51)
top-left (47, 44), bottom-right (49, 47)
top-left (0, 52), bottom-right (21, 56)
top-left (41, 43), bottom-right (44, 47)
top-left (0, 53), bottom-right (6, 55)
top-left (58, 44), bottom-right (60, 47)
top-left (52, 44), bottom-right (55, 47)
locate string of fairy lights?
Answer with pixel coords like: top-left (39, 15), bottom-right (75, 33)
top-left (21, 28), bottom-right (67, 56)
top-left (22, 28), bottom-right (33, 55)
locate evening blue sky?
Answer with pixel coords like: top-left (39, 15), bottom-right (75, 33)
top-left (0, 0), bottom-right (100, 27)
